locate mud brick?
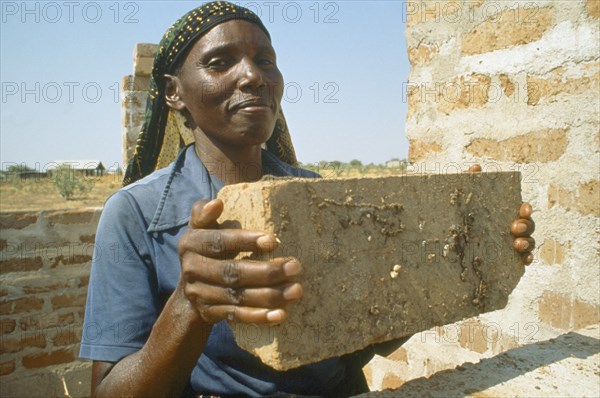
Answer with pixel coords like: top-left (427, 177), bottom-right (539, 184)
top-left (217, 172), bottom-right (524, 370)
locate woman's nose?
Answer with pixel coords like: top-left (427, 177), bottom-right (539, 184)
top-left (237, 59), bottom-right (265, 90)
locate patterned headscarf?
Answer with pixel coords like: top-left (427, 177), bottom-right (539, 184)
top-left (123, 1), bottom-right (298, 186)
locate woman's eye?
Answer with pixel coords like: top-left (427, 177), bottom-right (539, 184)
top-left (258, 58), bottom-right (275, 66)
top-left (207, 59), bottom-right (229, 68)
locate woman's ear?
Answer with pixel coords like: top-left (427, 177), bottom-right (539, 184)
top-left (164, 74), bottom-right (186, 111)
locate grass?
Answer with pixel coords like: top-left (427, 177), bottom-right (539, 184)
top-left (0, 174), bottom-right (122, 212)
top-left (0, 165), bottom-right (407, 212)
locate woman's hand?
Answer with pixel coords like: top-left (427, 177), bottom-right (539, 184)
top-left (511, 203), bottom-right (535, 264)
top-left (469, 164), bottom-right (535, 264)
top-left (177, 199), bottom-right (303, 325)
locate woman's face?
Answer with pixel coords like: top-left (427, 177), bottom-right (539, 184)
top-left (169, 20), bottom-right (284, 149)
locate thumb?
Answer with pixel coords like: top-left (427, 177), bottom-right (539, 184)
top-left (189, 199), bottom-right (224, 229)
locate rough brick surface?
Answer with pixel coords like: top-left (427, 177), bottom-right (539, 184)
top-left (218, 172), bottom-right (524, 370)
top-left (22, 348), bottom-right (76, 369)
top-left (0, 213), bottom-right (37, 230)
top-left (548, 180), bottom-right (599, 217)
top-left (466, 128), bottom-right (568, 163)
top-left (461, 6), bottom-right (555, 55)
top-left (408, 140), bottom-right (443, 162)
top-left (0, 256), bottom-right (44, 273)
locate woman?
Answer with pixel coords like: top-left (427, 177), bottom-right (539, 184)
top-left (80, 2), bottom-right (535, 397)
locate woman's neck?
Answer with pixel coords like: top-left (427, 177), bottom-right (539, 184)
top-left (193, 134), bottom-right (263, 185)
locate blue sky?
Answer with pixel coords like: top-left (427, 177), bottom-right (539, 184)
top-left (1, 1), bottom-right (409, 171)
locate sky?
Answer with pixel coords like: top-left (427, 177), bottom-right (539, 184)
top-left (1, 1), bottom-right (410, 172)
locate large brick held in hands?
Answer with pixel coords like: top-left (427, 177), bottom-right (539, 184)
top-left (217, 172), bottom-right (524, 370)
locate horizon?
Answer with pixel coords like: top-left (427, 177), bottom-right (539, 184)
top-left (1, 1), bottom-right (410, 171)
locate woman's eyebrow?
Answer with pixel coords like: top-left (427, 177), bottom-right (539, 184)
top-left (200, 42), bottom-right (275, 59)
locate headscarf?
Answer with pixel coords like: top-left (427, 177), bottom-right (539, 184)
top-left (123, 1), bottom-right (298, 186)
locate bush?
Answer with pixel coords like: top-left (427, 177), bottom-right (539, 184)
top-left (51, 165), bottom-right (93, 199)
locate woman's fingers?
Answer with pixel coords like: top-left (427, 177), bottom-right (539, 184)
top-left (511, 219), bottom-right (535, 237)
top-left (519, 203), bottom-right (533, 219)
top-left (513, 237), bottom-right (535, 252)
top-left (468, 164), bottom-right (482, 173)
top-left (180, 229), bottom-right (279, 258)
top-left (189, 199), bottom-right (223, 229)
top-left (181, 256), bottom-right (301, 287)
top-left (197, 306), bottom-right (288, 325)
top-left (187, 282), bottom-right (303, 308)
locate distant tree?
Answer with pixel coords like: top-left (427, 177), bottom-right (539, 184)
top-left (5, 164), bottom-right (35, 174)
top-left (51, 165), bottom-right (93, 199)
top-left (349, 159), bottom-right (363, 168)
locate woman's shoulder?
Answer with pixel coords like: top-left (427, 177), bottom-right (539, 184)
top-left (103, 165), bottom-right (175, 223)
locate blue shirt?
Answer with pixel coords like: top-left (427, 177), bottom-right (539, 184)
top-left (80, 146), bottom-right (352, 396)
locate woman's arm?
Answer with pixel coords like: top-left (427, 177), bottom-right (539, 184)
top-left (92, 286), bottom-right (211, 397)
top-left (91, 199), bottom-right (302, 397)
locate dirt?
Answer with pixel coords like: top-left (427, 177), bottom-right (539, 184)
top-left (0, 175), bottom-right (121, 212)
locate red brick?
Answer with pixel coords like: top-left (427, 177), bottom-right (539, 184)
top-left (51, 254), bottom-right (93, 268)
top-left (22, 348), bottom-right (76, 369)
top-left (51, 293), bottom-right (87, 310)
top-left (22, 280), bottom-right (70, 294)
top-left (19, 312), bottom-right (76, 331)
top-left (0, 289), bottom-right (7, 297)
top-left (0, 212), bottom-right (38, 230)
top-left (79, 234), bottom-right (96, 243)
top-left (78, 275), bottom-right (90, 288)
top-left (0, 239), bottom-right (7, 251)
top-left (1, 319), bottom-right (16, 335)
top-left (0, 333), bottom-right (46, 354)
top-left (0, 256), bottom-right (43, 273)
top-left (52, 327), bottom-right (78, 347)
top-left (44, 209), bottom-right (96, 226)
top-left (0, 297), bottom-right (44, 315)
top-left (0, 359), bottom-right (16, 376)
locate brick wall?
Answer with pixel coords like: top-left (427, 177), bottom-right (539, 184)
top-left (0, 209), bottom-right (101, 397)
top-left (3, 2), bottom-right (598, 394)
top-left (121, 43), bottom-right (157, 167)
top-left (363, 0), bottom-right (599, 390)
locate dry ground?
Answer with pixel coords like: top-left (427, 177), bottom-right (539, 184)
top-left (0, 166), bottom-right (405, 212)
top-left (0, 174), bottom-right (122, 212)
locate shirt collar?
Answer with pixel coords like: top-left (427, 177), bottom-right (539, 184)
top-left (147, 145), bottom-right (296, 233)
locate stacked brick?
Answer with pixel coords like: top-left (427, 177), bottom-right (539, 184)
top-left (0, 209), bottom-right (101, 396)
top-left (121, 43), bottom-right (157, 167)
top-left (366, 0), bottom-right (599, 390)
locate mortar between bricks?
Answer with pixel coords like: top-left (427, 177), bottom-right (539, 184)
top-left (217, 172), bottom-right (524, 370)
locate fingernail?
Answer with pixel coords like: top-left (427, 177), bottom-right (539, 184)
top-left (515, 222), bottom-right (527, 234)
top-left (283, 260), bottom-right (301, 277)
top-left (257, 235), bottom-right (277, 247)
top-left (515, 240), bottom-right (529, 251)
top-left (267, 309), bottom-right (286, 323)
top-left (283, 284), bottom-right (303, 300)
